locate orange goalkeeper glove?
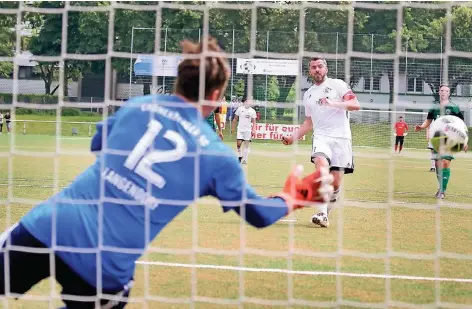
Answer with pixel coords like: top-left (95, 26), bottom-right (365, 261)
top-left (273, 164), bottom-right (334, 214)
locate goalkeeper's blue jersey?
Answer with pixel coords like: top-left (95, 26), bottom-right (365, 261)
top-left (20, 94), bottom-right (288, 291)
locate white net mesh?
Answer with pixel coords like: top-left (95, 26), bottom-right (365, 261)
top-left (1, 1), bottom-right (472, 308)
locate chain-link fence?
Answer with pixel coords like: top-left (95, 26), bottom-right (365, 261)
top-left (125, 29), bottom-right (472, 123)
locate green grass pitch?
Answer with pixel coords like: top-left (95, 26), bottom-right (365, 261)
top-left (0, 123), bottom-right (472, 308)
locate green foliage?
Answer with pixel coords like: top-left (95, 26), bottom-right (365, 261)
top-left (0, 94), bottom-right (101, 119)
top-left (285, 85), bottom-right (296, 102)
top-left (0, 93), bottom-right (61, 104)
top-left (14, 107), bottom-right (95, 117)
top-left (266, 76), bottom-right (280, 102)
top-left (0, 3), bottom-right (16, 78)
top-left (1, 2), bottom-right (471, 104)
top-left (400, 6), bottom-right (472, 99)
top-left (25, 1), bottom-right (65, 95)
top-left (61, 108), bottom-right (82, 116)
top-left (232, 79), bottom-right (245, 98)
top-left (24, 1), bottom-right (110, 95)
top-left (0, 63), bottom-right (13, 79)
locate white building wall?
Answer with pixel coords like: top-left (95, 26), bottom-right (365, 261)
top-left (0, 79), bottom-right (78, 97)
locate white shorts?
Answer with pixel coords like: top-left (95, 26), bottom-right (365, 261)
top-left (237, 130), bottom-right (252, 141)
top-left (311, 135), bottom-right (354, 174)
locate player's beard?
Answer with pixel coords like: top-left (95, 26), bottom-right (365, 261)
top-left (312, 72), bottom-right (326, 84)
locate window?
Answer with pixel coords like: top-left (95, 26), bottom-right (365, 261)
top-left (460, 85), bottom-right (472, 97)
top-left (407, 77), bottom-right (423, 93)
top-left (364, 76), bottom-right (380, 91)
top-left (18, 66), bottom-right (32, 79)
top-left (373, 76), bottom-right (380, 91)
top-left (364, 76), bottom-right (371, 91)
top-left (416, 79), bottom-right (423, 92)
top-left (405, 108), bottom-right (424, 124)
top-left (407, 78), bottom-right (415, 92)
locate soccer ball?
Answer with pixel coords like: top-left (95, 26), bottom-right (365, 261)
top-left (429, 115), bottom-right (469, 153)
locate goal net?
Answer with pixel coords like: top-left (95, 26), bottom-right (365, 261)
top-left (2, 1), bottom-right (472, 308)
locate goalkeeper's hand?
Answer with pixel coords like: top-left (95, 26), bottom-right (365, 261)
top-left (273, 164), bottom-right (334, 214)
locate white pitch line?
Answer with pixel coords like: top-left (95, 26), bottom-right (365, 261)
top-left (135, 261), bottom-right (472, 283)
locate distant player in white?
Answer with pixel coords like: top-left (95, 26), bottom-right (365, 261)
top-left (232, 99), bottom-right (257, 164)
top-left (282, 57), bottom-right (360, 227)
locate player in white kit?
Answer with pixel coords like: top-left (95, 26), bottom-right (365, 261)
top-left (232, 99), bottom-right (257, 164)
top-left (282, 58), bottom-right (360, 227)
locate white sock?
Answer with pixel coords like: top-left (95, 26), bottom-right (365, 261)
top-left (331, 188), bottom-right (340, 202)
top-left (327, 189), bottom-right (340, 215)
top-left (243, 142), bottom-right (250, 161)
top-left (317, 203), bottom-right (328, 215)
top-left (430, 151), bottom-right (436, 168)
top-left (327, 203), bottom-right (334, 215)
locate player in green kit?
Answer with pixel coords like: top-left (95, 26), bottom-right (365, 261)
top-left (206, 107), bottom-right (223, 139)
top-left (415, 85), bottom-right (468, 199)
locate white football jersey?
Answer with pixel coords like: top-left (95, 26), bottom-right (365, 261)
top-left (303, 77), bottom-right (353, 140)
top-left (235, 106), bottom-right (257, 131)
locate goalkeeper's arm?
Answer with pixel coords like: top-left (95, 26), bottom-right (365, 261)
top-left (212, 161), bottom-right (333, 228)
top-left (223, 186), bottom-right (290, 228)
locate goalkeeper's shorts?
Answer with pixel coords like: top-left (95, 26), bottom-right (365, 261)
top-left (0, 223), bottom-right (132, 309)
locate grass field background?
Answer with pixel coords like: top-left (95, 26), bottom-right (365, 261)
top-left (0, 118), bottom-right (472, 309)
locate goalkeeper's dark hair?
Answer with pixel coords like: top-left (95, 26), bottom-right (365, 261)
top-left (175, 36), bottom-right (230, 102)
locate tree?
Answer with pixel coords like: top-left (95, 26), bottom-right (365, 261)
top-left (0, 16), bottom-right (14, 78)
top-left (352, 9), bottom-right (397, 104)
top-left (0, 2), bottom-right (18, 78)
top-left (428, 6), bottom-right (472, 100)
top-left (254, 7), bottom-right (298, 107)
top-left (26, 2), bottom-right (63, 95)
top-left (22, 1), bottom-right (472, 103)
top-left (26, 1), bottom-right (109, 96)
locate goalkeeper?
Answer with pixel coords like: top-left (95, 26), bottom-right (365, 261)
top-left (0, 37), bottom-right (333, 309)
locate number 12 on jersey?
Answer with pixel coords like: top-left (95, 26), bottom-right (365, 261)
top-left (124, 119), bottom-right (187, 189)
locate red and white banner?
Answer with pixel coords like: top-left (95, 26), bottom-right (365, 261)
top-left (251, 123), bottom-right (306, 140)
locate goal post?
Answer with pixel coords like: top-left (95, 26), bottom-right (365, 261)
top-left (351, 109), bottom-right (428, 149)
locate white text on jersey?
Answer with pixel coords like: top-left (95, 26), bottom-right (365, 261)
top-left (141, 104), bottom-right (210, 147)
